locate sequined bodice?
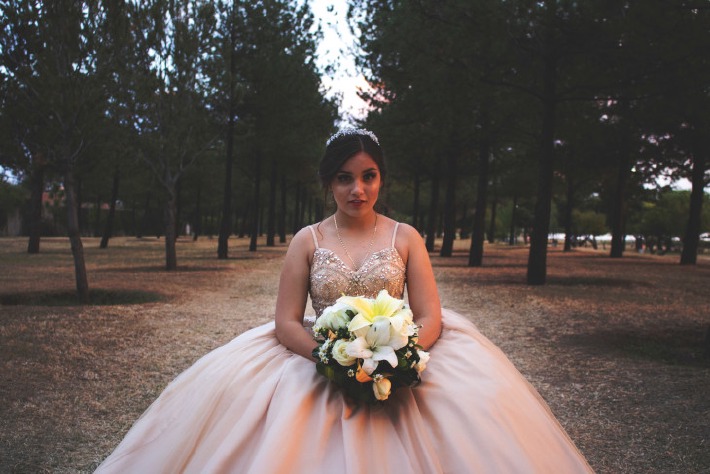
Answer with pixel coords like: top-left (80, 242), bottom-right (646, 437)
top-left (309, 247), bottom-right (406, 316)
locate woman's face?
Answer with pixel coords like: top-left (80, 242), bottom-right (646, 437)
top-left (330, 151), bottom-right (381, 218)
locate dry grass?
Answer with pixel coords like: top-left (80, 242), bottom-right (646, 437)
top-left (1, 236), bottom-right (708, 473)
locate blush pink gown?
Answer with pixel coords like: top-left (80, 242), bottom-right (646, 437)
top-left (96, 224), bottom-right (593, 473)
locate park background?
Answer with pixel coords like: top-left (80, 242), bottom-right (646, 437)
top-left (1, 1), bottom-right (709, 473)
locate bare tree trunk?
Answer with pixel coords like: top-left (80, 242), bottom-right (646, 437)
top-left (164, 190), bottom-right (178, 270)
top-left (64, 169), bottom-right (89, 303)
top-left (527, 32), bottom-right (557, 285)
top-left (610, 152), bottom-right (630, 258)
top-left (680, 151), bottom-right (707, 265)
top-left (192, 185), bottom-right (201, 241)
top-left (249, 156), bottom-right (262, 252)
top-left (563, 177), bottom-right (574, 252)
top-left (279, 175), bottom-right (287, 243)
top-left (292, 180), bottom-right (301, 235)
top-left (440, 149), bottom-right (458, 257)
top-left (509, 194), bottom-right (518, 245)
top-left (425, 163), bottom-right (440, 252)
top-left (27, 157), bottom-right (45, 254)
top-left (267, 159), bottom-right (277, 246)
top-left (487, 192), bottom-right (497, 244)
top-left (100, 168), bottom-right (120, 249)
top-left (469, 131), bottom-right (490, 267)
top-left (412, 171), bottom-right (420, 232)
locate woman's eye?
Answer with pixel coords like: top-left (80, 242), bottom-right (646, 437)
top-left (337, 175), bottom-right (351, 183)
top-left (364, 173), bottom-right (377, 181)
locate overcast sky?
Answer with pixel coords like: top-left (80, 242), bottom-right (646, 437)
top-left (310, 0), bottom-right (371, 124)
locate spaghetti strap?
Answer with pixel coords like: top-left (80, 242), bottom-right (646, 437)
top-left (308, 225), bottom-right (319, 249)
top-left (391, 222), bottom-right (400, 248)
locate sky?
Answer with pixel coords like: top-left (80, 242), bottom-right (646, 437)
top-left (309, 0), bottom-right (372, 125)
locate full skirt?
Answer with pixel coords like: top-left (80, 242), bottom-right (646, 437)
top-left (97, 310), bottom-right (592, 473)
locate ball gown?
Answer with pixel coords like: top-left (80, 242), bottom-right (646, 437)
top-left (96, 223), bottom-right (592, 473)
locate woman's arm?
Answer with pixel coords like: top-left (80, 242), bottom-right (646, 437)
top-left (397, 224), bottom-right (442, 350)
top-left (274, 228), bottom-right (319, 361)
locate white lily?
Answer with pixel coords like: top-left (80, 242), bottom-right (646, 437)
top-left (340, 290), bottom-right (411, 338)
top-left (345, 316), bottom-right (406, 375)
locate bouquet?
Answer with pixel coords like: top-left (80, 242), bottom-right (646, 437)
top-left (312, 289), bottom-right (430, 403)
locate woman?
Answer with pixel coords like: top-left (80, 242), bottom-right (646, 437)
top-left (97, 129), bottom-right (592, 473)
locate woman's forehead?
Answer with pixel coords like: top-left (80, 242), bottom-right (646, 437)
top-left (338, 152), bottom-right (379, 172)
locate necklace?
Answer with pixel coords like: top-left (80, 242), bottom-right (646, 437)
top-left (333, 213), bottom-right (378, 270)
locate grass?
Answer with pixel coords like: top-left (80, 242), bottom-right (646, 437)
top-left (1, 235), bottom-right (708, 473)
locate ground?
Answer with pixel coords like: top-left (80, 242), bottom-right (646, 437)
top-left (0, 236), bottom-right (708, 473)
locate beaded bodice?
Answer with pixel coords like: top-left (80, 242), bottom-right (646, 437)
top-left (308, 226), bottom-right (406, 316)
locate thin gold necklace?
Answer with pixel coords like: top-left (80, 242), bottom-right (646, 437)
top-left (333, 213), bottom-right (378, 270)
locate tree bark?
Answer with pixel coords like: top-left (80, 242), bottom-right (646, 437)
top-left (412, 171), bottom-right (421, 232)
top-left (609, 152), bottom-right (630, 258)
top-left (440, 147), bottom-right (458, 257)
top-left (425, 164), bottom-right (440, 252)
top-left (267, 159), bottom-right (277, 246)
top-left (164, 190), bottom-right (178, 270)
top-left (527, 37), bottom-right (558, 285)
top-left (192, 185), bottom-right (201, 241)
top-left (487, 192), bottom-right (497, 244)
top-left (509, 193), bottom-right (518, 245)
top-left (27, 157), bottom-right (45, 254)
top-left (680, 151), bottom-right (707, 264)
top-left (469, 131), bottom-right (490, 267)
top-left (563, 177), bottom-right (575, 252)
top-left (249, 156), bottom-right (262, 252)
top-left (100, 168), bottom-right (120, 249)
top-left (64, 169), bottom-right (89, 303)
top-left (279, 175), bottom-right (287, 243)
top-left (292, 180), bottom-right (301, 235)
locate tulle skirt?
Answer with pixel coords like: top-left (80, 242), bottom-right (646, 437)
top-left (96, 310), bottom-right (592, 473)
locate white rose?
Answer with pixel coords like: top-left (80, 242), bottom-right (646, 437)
top-left (332, 339), bottom-right (357, 366)
top-left (414, 350), bottom-right (430, 373)
top-left (372, 376), bottom-right (392, 401)
top-left (315, 302), bottom-right (351, 332)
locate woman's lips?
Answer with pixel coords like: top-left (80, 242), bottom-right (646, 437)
top-left (349, 199), bottom-right (366, 207)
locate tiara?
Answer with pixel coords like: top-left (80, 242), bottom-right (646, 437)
top-left (326, 128), bottom-right (379, 146)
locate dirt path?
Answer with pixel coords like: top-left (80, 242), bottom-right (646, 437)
top-left (1, 237), bottom-right (708, 473)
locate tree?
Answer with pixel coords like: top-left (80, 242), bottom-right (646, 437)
top-left (0, 0), bottom-right (115, 302)
top-left (131, 0), bottom-right (218, 270)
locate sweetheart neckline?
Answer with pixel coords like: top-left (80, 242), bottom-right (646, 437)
top-left (314, 247), bottom-right (405, 273)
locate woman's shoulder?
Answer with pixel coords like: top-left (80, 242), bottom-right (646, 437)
top-left (288, 225), bottom-right (319, 258)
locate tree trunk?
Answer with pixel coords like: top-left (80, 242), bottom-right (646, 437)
top-left (610, 152), bottom-right (630, 258)
top-left (27, 157), bottom-right (45, 254)
top-left (164, 190), bottom-right (178, 270)
top-left (425, 164), bottom-right (440, 252)
top-left (508, 194), bottom-right (518, 245)
top-left (292, 180), bottom-right (301, 235)
top-left (412, 171), bottom-right (421, 231)
top-left (92, 194), bottom-right (100, 237)
top-left (249, 156), bottom-right (262, 252)
top-left (469, 132), bottom-right (490, 267)
top-left (267, 159), bottom-right (277, 246)
top-left (563, 177), bottom-right (574, 252)
top-left (527, 39), bottom-right (557, 285)
top-left (680, 151), bottom-right (707, 264)
top-left (100, 168), bottom-right (120, 249)
top-left (440, 148), bottom-right (458, 257)
top-left (487, 192), bottom-right (497, 244)
top-left (64, 169), bottom-right (89, 303)
top-left (192, 185), bottom-right (201, 241)
top-left (218, 108), bottom-right (236, 258)
top-left (279, 175), bottom-right (287, 243)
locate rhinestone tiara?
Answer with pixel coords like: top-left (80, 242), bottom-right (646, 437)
top-left (326, 128), bottom-right (379, 146)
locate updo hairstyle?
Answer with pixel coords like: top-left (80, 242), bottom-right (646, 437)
top-left (318, 129), bottom-right (386, 189)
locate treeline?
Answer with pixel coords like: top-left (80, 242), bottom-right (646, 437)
top-left (350, 0), bottom-right (710, 283)
top-left (0, 0), bottom-right (336, 301)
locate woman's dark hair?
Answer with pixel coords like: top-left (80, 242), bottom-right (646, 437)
top-left (318, 129), bottom-right (386, 189)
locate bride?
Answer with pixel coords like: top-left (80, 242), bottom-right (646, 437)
top-left (97, 129), bottom-right (592, 473)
